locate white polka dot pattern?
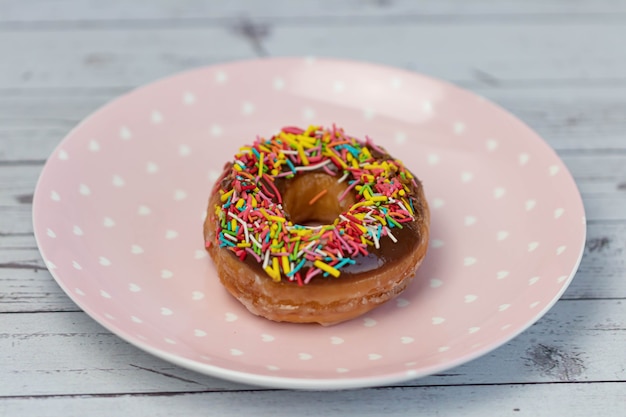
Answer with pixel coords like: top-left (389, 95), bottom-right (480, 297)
top-left (32, 57), bottom-right (586, 390)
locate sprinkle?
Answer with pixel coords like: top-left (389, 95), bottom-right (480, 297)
top-left (313, 260), bottom-right (340, 278)
top-left (308, 189), bottom-right (328, 205)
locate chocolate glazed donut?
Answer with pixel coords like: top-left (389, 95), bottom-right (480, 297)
top-left (204, 125), bottom-right (429, 325)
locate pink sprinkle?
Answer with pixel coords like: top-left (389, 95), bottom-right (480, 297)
top-left (338, 180), bottom-right (359, 202)
top-left (245, 248), bottom-right (261, 262)
top-left (304, 268), bottom-right (322, 284)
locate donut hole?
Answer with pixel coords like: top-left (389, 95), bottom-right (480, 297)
top-left (282, 173), bottom-right (357, 226)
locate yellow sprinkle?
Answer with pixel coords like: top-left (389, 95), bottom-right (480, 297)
top-left (296, 143), bottom-right (309, 165)
top-left (251, 198), bottom-right (258, 208)
top-left (233, 164), bottom-right (242, 172)
top-left (258, 145), bottom-right (271, 153)
top-left (402, 197), bottom-right (414, 215)
top-left (220, 189), bottom-right (234, 202)
top-left (371, 195), bottom-right (388, 202)
top-left (269, 215), bottom-right (286, 223)
top-left (373, 214), bottom-right (386, 225)
top-left (362, 147), bottom-right (371, 158)
top-left (272, 257), bottom-right (281, 281)
top-left (281, 256), bottom-right (290, 274)
top-left (313, 260), bottom-right (340, 278)
top-left (350, 200), bottom-right (376, 210)
top-left (237, 242), bottom-right (251, 248)
top-left (258, 152), bottom-right (264, 175)
top-left (265, 265), bottom-right (279, 281)
top-left (399, 189), bottom-right (406, 196)
top-left (351, 158), bottom-right (359, 168)
top-left (363, 188), bottom-right (373, 200)
top-left (235, 199), bottom-right (245, 209)
top-left (230, 219), bottom-right (237, 231)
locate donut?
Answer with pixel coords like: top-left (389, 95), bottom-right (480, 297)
top-left (204, 125), bottom-right (429, 325)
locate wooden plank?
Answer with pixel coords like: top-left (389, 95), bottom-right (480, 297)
top-left (2, 23), bottom-right (626, 89)
top-left (1, 299), bottom-right (625, 396)
top-left (2, 0), bottom-right (626, 23)
top-left (2, 84), bottom-right (626, 164)
top-left (2, 382), bottom-right (625, 417)
top-left (1, 221), bottom-right (624, 314)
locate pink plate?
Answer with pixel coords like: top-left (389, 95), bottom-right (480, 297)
top-left (33, 57), bottom-right (586, 390)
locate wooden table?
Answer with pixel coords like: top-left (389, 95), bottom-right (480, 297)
top-left (1, 1), bottom-right (625, 415)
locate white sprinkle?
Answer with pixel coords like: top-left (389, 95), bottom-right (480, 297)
top-left (294, 159), bottom-right (332, 172)
top-left (337, 172), bottom-right (349, 183)
top-left (386, 227), bottom-right (397, 243)
top-left (263, 250), bottom-right (270, 269)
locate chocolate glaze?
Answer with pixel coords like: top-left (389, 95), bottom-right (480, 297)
top-left (214, 145), bottom-right (427, 282)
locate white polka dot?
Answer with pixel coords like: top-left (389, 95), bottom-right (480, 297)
top-left (138, 205), bottom-right (151, 216)
top-left (131, 316), bottom-right (142, 323)
top-left (496, 230), bottom-right (509, 241)
top-left (225, 312), bottom-right (238, 322)
top-left (45, 260), bottom-right (57, 270)
top-left (549, 165), bottom-right (560, 176)
top-left (431, 198), bottom-right (445, 209)
top-left (401, 336), bottom-right (414, 344)
top-left (394, 131), bottom-right (407, 144)
top-left (453, 122), bottom-right (465, 134)
top-left (99, 257), bottom-right (111, 266)
top-left (112, 175), bottom-right (125, 187)
top-left (493, 187), bottom-right (506, 199)
top-left (75, 288), bottom-right (85, 296)
top-left (461, 171), bottom-right (474, 183)
top-left (211, 124), bottom-right (223, 137)
top-left (183, 91), bottom-right (196, 105)
top-left (174, 189), bottom-right (187, 201)
top-left (194, 329), bottom-right (207, 337)
top-left (151, 110), bottom-right (163, 124)
top-left (194, 249), bottom-right (207, 259)
top-left (486, 139), bottom-right (498, 151)
top-left (129, 283), bottom-right (141, 292)
top-left (336, 368), bottom-right (349, 373)
top-left (427, 153), bottom-right (440, 165)
top-left (273, 77), bottom-right (285, 90)
top-left (363, 318), bottom-right (377, 327)
top-left (529, 301), bottom-right (540, 309)
top-left (368, 353), bottom-right (382, 361)
top-left (261, 334), bottom-right (275, 342)
top-left (215, 71), bottom-right (228, 83)
top-left (330, 336), bottom-right (344, 345)
top-left (299, 353), bottom-right (312, 360)
top-left (464, 216), bottom-right (477, 226)
top-left (519, 153), bottom-right (530, 166)
top-left (406, 370), bottom-right (418, 378)
top-left (160, 307), bottom-right (173, 316)
top-left (89, 139), bottom-right (100, 152)
top-left (464, 294), bottom-right (478, 303)
top-left (146, 161), bottom-right (159, 174)
top-left (165, 230), bottom-right (179, 240)
top-left (302, 107), bottom-right (316, 120)
top-left (72, 261), bottom-right (82, 270)
top-left (241, 101), bottom-right (255, 115)
top-left (50, 191), bottom-right (60, 201)
top-left (498, 304), bottom-right (511, 312)
top-left (191, 291), bottom-right (204, 300)
top-left (363, 108), bottom-right (375, 120)
top-left (161, 269), bottom-right (173, 279)
top-left (120, 126), bottom-right (132, 140)
top-left (525, 199), bottom-right (537, 211)
top-left (557, 275), bottom-right (568, 283)
top-left (79, 184), bottom-right (91, 196)
top-left (396, 298), bottom-right (410, 308)
top-left (464, 257), bottom-right (477, 266)
top-left (529, 276), bottom-right (540, 285)
top-left (332, 81), bottom-right (346, 93)
top-left (100, 290), bottom-right (111, 299)
top-left (431, 239), bottom-right (444, 248)
top-left (103, 217), bottom-right (115, 228)
top-left (438, 346), bottom-right (450, 352)
top-left (422, 100), bottom-right (433, 113)
top-left (104, 313), bottom-right (114, 320)
top-left (164, 338), bottom-right (177, 345)
top-left (131, 244), bottom-right (144, 254)
top-left (179, 144), bottom-right (191, 156)
top-left (501, 324), bottom-right (512, 330)
top-left (430, 279), bottom-right (443, 288)
top-left (390, 77), bottom-right (402, 89)
top-left (554, 208), bottom-right (564, 219)
top-left (46, 228), bottom-right (56, 238)
top-left (267, 365), bottom-right (280, 371)
top-left (497, 270), bottom-right (509, 279)
top-left (432, 317), bottom-right (445, 325)
top-left (528, 241), bottom-right (539, 252)
top-left (556, 245), bottom-right (567, 255)
top-left (58, 149), bottom-right (69, 160)
top-left (468, 327), bottom-right (480, 334)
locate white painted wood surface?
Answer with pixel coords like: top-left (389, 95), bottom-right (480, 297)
top-left (1, 1), bottom-right (625, 415)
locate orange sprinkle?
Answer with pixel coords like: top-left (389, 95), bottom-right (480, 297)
top-left (308, 189), bottom-right (328, 205)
